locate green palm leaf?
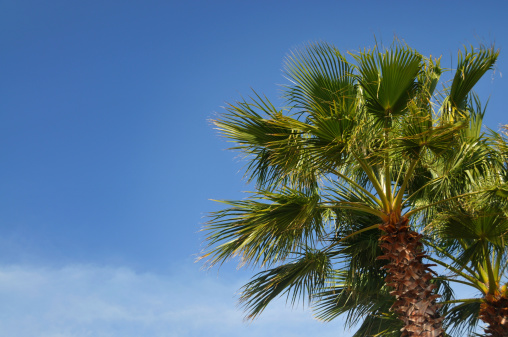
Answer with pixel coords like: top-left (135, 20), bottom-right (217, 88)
top-left (239, 248), bottom-right (332, 319)
top-left (353, 45), bottom-right (422, 122)
top-left (283, 42), bottom-right (357, 115)
top-left (213, 92), bottom-right (320, 189)
top-left (447, 46), bottom-right (499, 113)
top-left (202, 188), bottom-right (332, 268)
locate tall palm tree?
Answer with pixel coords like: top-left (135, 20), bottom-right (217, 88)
top-left (201, 41), bottom-right (499, 336)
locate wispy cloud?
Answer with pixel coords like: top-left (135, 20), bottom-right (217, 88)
top-left (0, 263), bottom-right (350, 337)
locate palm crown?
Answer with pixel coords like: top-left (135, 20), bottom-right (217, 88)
top-left (201, 41), bottom-right (504, 337)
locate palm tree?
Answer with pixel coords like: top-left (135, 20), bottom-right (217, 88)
top-left (314, 101), bottom-right (508, 337)
top-left (420, 124), bottom-right (508, 337)
top-left (201, 41), bottom-right (499, 336)
top-left (426, 201), bottom-right (508, 337)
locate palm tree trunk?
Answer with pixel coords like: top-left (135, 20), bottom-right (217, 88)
top-left (377, 213), bottom-right (444, 337)
top-left (479, 294), bottom-right (508, 337)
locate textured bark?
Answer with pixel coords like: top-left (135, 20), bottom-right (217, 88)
top-left (479, 293), bottom-right (508, 337)
top-left (377, 214), bottom-right (444, 337)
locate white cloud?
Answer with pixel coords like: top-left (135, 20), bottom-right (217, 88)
top-left (0, 264), bottom-right (350, 337)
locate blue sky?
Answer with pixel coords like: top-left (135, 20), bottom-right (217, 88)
top-left (0, 1), bottom-right (507, 336)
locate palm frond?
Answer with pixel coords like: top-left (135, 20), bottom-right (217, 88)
top-left (283, 42), bottom-right (357, 116)
top-left (201, 188), bottom-right (332, 268)
top-left (443, 301), bottom-right (482, 337)
top-left (351, 313), bottom-right (402, 337)
top-left (239, 248), bottom-right (332, 319)
top-left (428, 205), bottom-right (508, 271)
top-left (448, 45), bottom-right (499, 112)
top-left (313, 270), bottom-right (390, 325)
top-left (353, 45), bottom-right (422, 122)
top-left (213, 92), bottom-right (319, 189)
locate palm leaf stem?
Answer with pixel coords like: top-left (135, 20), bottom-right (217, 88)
top-left (322, 203), bottom-right (387, 220)
top-left (405, 190), bottom-right (485, 217)
top-left (393, 159), bottom-right (419, 211)
top-left (426, 255), bottom-right (485, 292)
top-left (353, 154), bottom-right (390, 211)
top-left (323, 223), bottom-right (381, 253)
top-left (443, 277), bottom-right (479, 288)
top-left (483, 246), bottom-right (498, 295)
top-left (384, 125), bottom-right (393, 207)
top-left (494, 251), bottom-right (503, 278)
top-left (477, 263), bottom-right (490, 291)
top-left (391, 159), bottom-right (406, 203)
top-left (441, 298), bottom-right (483, 305)
top-left (330, 169), bottom-right (383, 207)
top-left (423, 239), bottom-right (479, 277)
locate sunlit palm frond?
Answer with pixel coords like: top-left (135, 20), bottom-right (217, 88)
top-left (352, 45), bottom-right (422, 122)
top-left (202, 188), bottom-right (333, 268)
top-left (214, 92), bottom-right (319, 189)
top-left (269, 111), bottom-right (359, 174)
top-left (393, 114), bottom-right (464, 160)
top-left (447, 45), bottom-right (499, 113)
top-left (407, 141), bottom-right (502, 212)
top-left (462, 92), bottom-right (488, 140)
top-left (417, 55), bottom-right (442, 103)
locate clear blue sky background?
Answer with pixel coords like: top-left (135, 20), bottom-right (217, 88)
top-left (0, 1), bottom-right (507, 336)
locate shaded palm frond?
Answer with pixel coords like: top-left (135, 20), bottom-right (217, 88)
top-left (239, 248), bottom-right (332, 319)
top-left (313, 270), bottom-right (390, 325)
top-left (442, 301), bottom-right (482, 337)
top-left (283, 42), bottom-right (357, 116)
top-left (351, 313), bottom-right (403, 337)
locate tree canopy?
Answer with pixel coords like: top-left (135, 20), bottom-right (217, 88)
top-left (201, 41), bottom-right (507, 337)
